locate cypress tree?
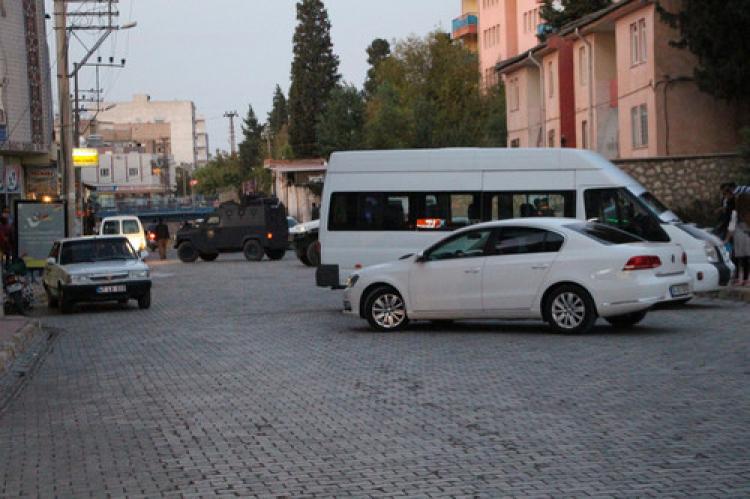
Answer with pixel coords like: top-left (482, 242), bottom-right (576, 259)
top-left (540, 0), bottom-right (613, 33)
top-left (288, 0), bottom-right (340, 158)
top-left (238, 105), bottom-right (262, 179)
top-left (267, 85), bottom-right (288, 136)
top-left (364, 38), bottom-right (391, 99)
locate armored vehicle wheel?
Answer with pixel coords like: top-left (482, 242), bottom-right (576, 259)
top-left (178, 242), bottom-right (198, 263)
top-left (265, 248), bottom-right (285, 260)
top-left (200, 253), bottom-right (219, 262)
top-left (243, 240), bottom-right (264, 261)
top-left (306, 242), bottom-right (321, 267)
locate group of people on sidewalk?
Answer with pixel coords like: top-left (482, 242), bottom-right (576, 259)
top-left (717, 183), bottom-right (750, 286)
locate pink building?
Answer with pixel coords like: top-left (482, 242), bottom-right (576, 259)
top-left (495, 0), bottom-right (741, 159)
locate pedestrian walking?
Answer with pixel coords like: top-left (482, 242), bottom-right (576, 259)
top-left (726, 198), bottom-right (750, 286)
top-left (155, 218), bottom-right (170, 260)
top-left (0, 215), bottom-right (13, 269)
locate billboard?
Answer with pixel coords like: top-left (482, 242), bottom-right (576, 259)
top-left (72, 148), bottom-right (99, 167)
top-left (14, 200), bottom-right (68, 269)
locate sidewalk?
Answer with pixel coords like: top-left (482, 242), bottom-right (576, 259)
top-left (700, 284), bottom-right (750, 304)
top-left (0, 317), bottom-right (42, 375)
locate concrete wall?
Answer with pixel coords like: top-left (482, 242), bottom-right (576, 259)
top-left (614, 154), bottom-right (747, 210)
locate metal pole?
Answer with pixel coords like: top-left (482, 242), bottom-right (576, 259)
top-left (54, 0), bottom-right (75, 236)
top-left (73, 63), bottom-right (80, 147)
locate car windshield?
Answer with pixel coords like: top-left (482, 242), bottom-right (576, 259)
top-left (60, 238), bottom-right (138, 264)
top-left (639, 191), bottom-right (680, 221)
top-left (565, 223), bottom-right (645, 245)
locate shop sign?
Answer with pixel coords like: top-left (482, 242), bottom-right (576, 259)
top-left (73, 148), bottom-right (99, 167)
top-left (0, 160), bottom-right (23, 194)
top-left (26, 167), bottom-right (58, 196)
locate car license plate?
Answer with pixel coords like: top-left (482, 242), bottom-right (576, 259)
top-left (6, 283), bottom-right (22, 293)
top-left (670, 283), bottom-right (690, 298)
top-left (97, 285), bottom-right (126, 294)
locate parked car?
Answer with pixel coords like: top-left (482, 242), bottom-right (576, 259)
top-left (174, 197), bottom-right (288, 262)
top-left (43, 236), bottom-right (152, 314)
top-left (344, 218), bottom-right (691, 334)
top-left (290, 219), bottom-right (320, 266)
top-left (100, 215), bottom-right (147, 252)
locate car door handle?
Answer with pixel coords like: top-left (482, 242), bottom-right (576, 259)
top-left (531, 264), bottom-right (550, 270)
top-left (464, 268), bottom-right (481, 274)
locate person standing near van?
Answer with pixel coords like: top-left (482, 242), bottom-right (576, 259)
top-left (726, 206), bottom-right (750, 286)
top-left (155, 218), bottom-right (170, 260)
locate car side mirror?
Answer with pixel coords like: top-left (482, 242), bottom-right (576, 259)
top-left (415, 251), bottom-right (427, 263)
top-left (139, 250), bottom-right (149, 260)
top-left (46, 257), bottom-right (55, 265)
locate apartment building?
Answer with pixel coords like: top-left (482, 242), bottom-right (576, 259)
top-left (496, 0), bottom-right (740, 158)
top-left (95, 94), bottom-right (210, 171)
top-left (0, 0), bottom-right (56, 205)
top-left (452, 0), bottom-right (479, 53)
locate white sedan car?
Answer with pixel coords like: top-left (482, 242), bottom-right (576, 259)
top-left (43, 236), bottom-right (152, 314)
top-left (343, 219), bottom-right (691, 334)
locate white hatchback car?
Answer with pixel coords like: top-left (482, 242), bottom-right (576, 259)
top-left (43, 236), bottom-right (152, 314)
top-left (344, 219), bottom-right (691, 334)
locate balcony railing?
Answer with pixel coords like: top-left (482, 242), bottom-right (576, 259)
top-left (452, 13), bottom-right (478, 39)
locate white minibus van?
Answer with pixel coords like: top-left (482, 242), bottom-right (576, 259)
top-left (316, 148), bottom-right (733, 295)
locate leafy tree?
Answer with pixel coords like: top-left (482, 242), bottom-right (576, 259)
top-left (288, 0), bottom-right (340, 158)
top-left (267, 85), bottom-right (288, 136)
top-left (238, 105), bottom-right (263, 179)
top-left (540, 0), bottom-right (612, 33)
top-left (364, 82), bottom-right (414, 149)
top-left (364, 38), bottom-right (391, 99)
top-left (657, 0), bottom-right (750, 104)
top-left (317, 84), bottom-right (366, 158)
top-left (481, 83), bottom-right (508, 147)
top-left (193, 152), bottom-right (242, 196)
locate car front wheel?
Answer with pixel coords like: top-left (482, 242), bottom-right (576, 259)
top-left (138, 291), bottom-right (151, 309)
top-left (58, 285), bottom-right (73, 314)
top-left (544, 284), bottom-right (597, 334)
top-left (364, 286), bottom-right (409, 332)
top-left (605, 310), bottom-right (647, 328)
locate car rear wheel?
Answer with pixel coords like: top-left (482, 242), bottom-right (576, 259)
top-left (265, 248), bottom-right (285, 260)
top-left (544, 284), bottom-right (597, 334)
top-left (364, 286), bottom-right (409, 332)
top-left (605, 310), bottom-right (648, 328)
top-left (306, 242), bottom-right (321, 267)
top-left (177, 242), bottom-right (198, 263)
top-left (199, 252), bottom-right (218, 262)
top-left (243, 240), bottom-right (264, 261)
top-left (138, 291), bottom-right (151, 309)
top-left (58, 285), bottom-right (73, 314)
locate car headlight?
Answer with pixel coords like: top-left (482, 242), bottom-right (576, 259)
top-left (346, 274), bottom-right (360, 288)
top-left (130, 270), bottom-right (150, 279)
top-left (69, 274), bottom-right (90, 283)
top-left (704, 242), bottom-right (720, 263)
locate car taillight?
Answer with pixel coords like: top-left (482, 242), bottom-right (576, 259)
top-left (623, 255), bottom-right (661, 271)
top-left (682, 252), bottom-right (687, 265)
top-left (148, 233), bottom-right (156, 241)
top-left (267, 232), bottom-right (273, 239)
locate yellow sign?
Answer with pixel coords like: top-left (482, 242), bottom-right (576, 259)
top-left (72, 148), bottom-right (99, 167)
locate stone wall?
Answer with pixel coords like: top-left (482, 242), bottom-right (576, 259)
top-left (613, 154), bottom-right (748, 210)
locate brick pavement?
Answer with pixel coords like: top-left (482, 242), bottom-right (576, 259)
top-left (0, 251), bottom-right (748, 497)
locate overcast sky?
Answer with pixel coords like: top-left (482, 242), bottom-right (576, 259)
top-left (49, 0), bottom-right (458, 153)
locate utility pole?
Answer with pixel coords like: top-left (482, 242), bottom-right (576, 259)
top-left (54, 0), bottom-right (75, 235)
top-left (224, 111), bottom-right (239, 157)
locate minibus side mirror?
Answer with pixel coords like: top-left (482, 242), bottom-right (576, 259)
top-left (415, 251), bottom-right (427, 263)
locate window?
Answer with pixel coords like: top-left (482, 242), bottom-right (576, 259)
top-left (426, 230), bottom-right (492, 261)
top-left (548, 61), bottom-right (554, 99)
top-left (510, 138), bottom-right (521, 148)
top-left (486, 191), bottom-right (575, 220)
top-left (122, 220), bottom-right (140, 235)
top-left (582, 121), bottom-right (590, 148)
top-left (128, 167), bottom-right (139, 177)
top-left (206, 215), bottom-right (220, 225)
top-left (99, 168), bottom-right (110, 178)
top-left (492, 227), bottom-right (565, 255)
top-left (102, 220), bottom-right (120, 235)
top-left (630, 19), bottom-right (647, 65)
top-left (631, 104), bottom-right (648, 148)
top-left (566, 223), bottom-right (644, 245)
top-left (509, 78), bottom-right (520, 111)
top-left (584, 188), bottom-right (669, 242)
top-left (579, 46), bottom-right (587, 86)
top-left (524, 12), bottom-right (528, 32)
top-left (547, 129), bottom-right (556, 148)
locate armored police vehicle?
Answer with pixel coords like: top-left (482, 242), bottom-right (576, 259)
top-left (175, 197), bottom-right (289, 262)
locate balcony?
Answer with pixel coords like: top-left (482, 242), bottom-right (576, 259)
top-left (452, 13), bottom-right (478, 40)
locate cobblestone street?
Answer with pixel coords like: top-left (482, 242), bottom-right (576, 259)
top-left (0, 251), bottom-right (748, 497)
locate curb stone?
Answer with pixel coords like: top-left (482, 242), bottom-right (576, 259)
top-left (0, 320), bottom-right (43, 376)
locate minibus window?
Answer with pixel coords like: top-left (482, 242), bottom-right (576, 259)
top-left (584, 188), bottom-right (669, 242)
top-left (485, 192), bottom-right (575, 220)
